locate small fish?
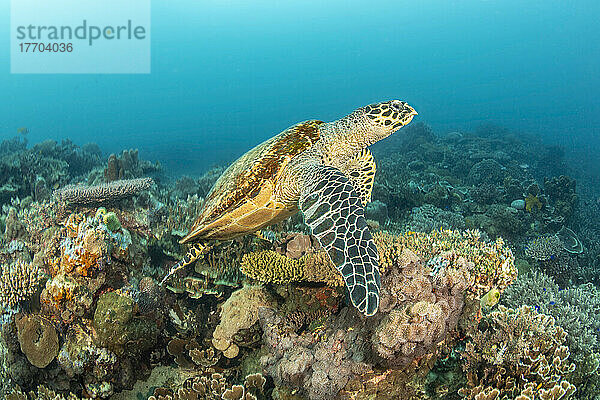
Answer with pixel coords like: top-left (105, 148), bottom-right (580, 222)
top-left (17, 127), bottom-right (29, 135)
top-left (480, 288), bottom-right (501, 309)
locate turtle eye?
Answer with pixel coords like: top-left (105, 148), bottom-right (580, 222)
top-left (390, 100), bottom-right (404, 111)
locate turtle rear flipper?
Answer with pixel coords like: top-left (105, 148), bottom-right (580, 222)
top-left (160, 242), bottom-right (209, 286)
top-left (299, 165), bottom-right (380, 316)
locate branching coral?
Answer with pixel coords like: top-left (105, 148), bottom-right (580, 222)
top-left (459, 305), bottom-right (576, 400)
top-left (3, 207), bottom-right (27, 242)
top-left (0, 259), bottom-right (46, 309)
top-left (501, 271), bottom-right (600, 398)
top-left (525, 235), bottom-right (564, 261)
top-left (53, 177), bottom-right (153, 205)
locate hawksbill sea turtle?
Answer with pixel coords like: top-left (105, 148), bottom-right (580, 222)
top-left (161, 100), bottom-right (417, 316)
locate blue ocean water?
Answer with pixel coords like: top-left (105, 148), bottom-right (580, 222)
top-left (1, 0), bottom-right (599, 175)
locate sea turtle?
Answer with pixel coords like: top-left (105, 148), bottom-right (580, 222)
top-left (161, 100), bottom-right (417, 316)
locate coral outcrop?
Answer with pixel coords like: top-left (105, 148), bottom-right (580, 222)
top-left (212, 285), bottom-right (275, 359)
top-left (459, 305), bottom-right (576, 400)
top-left (93, 291), bottom-right (158, 356)
top-left (373, 248), bottom-right (471, 368)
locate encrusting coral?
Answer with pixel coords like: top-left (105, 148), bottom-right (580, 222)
top-left (15, 314), bottom-right (59, 369)
top-left (212, 285), bottom-right (275, 359)
top-left (459, 305), bottom-right (576, 400)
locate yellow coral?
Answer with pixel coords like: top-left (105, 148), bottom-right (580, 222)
top-left (525, 193), bottom-right (542, 212)
top-left (240, 249), bottom-right (343, 287)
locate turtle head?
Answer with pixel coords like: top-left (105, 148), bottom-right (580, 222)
top-left (343, 100), bottom-right (417, 146)
top-left (362, 100), bottom-right (417, 132)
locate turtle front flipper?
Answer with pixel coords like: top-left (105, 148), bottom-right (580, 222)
top-left (299, 165), bottom-right (380, 316)
top-left (159, 242), bottom-right (208, 286)
top-left (339, 148), bottom-right (376, 206)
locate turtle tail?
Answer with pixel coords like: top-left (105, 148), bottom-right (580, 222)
top-left (159, 242), bottom-right (207, 286)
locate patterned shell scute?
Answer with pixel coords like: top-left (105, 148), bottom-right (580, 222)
top-left (190, 120), bottom-right (323, 234)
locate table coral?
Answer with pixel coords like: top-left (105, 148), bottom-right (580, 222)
top-left (148, 370), bottom-right (266, 400)
top-left (53, 177), bottom-right (153, 206)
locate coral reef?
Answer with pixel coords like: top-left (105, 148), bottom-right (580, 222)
top-left (459, 305), bottom-right (576, 400)
top-left (1, 124), bottom-right (597, 400)
top-left (258, 230), bottom-right (516, 400)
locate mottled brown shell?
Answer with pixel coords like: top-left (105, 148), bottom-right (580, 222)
top-left (180, 120), bottom-right (323, 243)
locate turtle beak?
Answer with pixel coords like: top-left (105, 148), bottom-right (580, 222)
top-left (390, 100), bottom-right (417, 127)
